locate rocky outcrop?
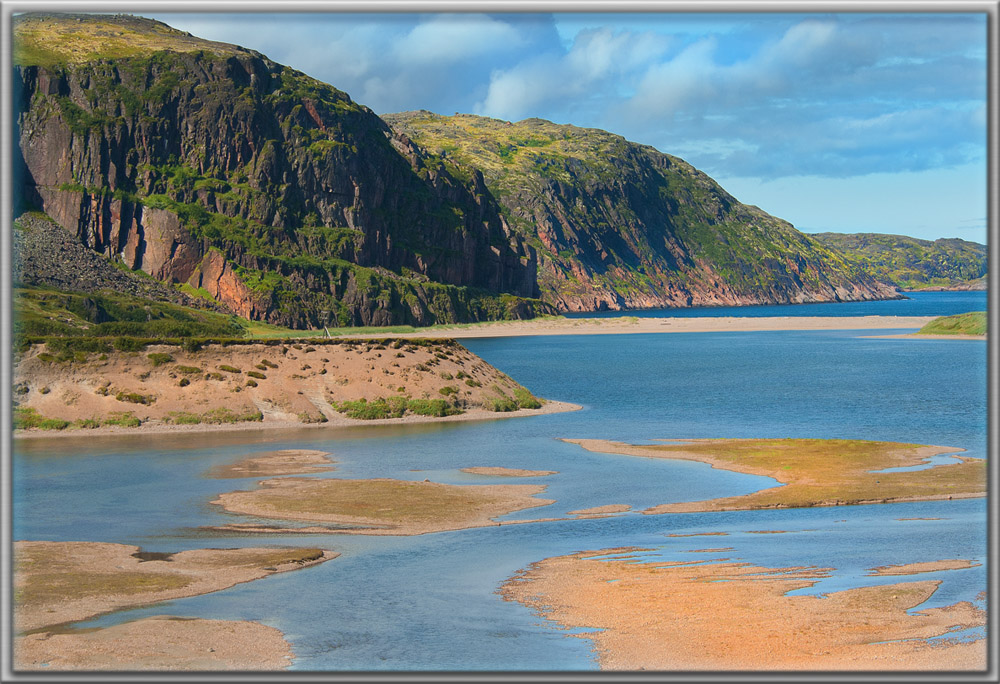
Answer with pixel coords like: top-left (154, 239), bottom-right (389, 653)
top-left (12, 211), bottom-right (221, 310)
top-left (13, 14), bottom-right (549, 327)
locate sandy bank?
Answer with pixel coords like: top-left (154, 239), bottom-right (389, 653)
top-left (340, 315), bottom-right (936, 339)
top-left (501, 548), bottom-right (986, 670)
top-left (13, 541), bottom-right (336, 633)
top-left (564, 438), bottom-right (986, 513)
top-left (211, 476), bottom-right (556, 535)
top-left (15, 616), bottom-right (295, 671)
top-left (13, 338), bottom-right (571, 439)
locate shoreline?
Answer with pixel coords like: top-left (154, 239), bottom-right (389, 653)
top-left (333, 314), bottom-right (937, 339)
top-left (13, 399), bottom-right (583, 441)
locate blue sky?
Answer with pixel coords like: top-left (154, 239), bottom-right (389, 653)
top-left (147, 10), bottom-right (989, 243)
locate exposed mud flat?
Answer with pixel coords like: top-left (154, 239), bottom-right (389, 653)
top-left (501, 548), bottom-right (986, 670)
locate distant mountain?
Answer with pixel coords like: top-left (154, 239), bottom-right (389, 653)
top-left (385, 111), bottom-right (900, 311)
top-left (811, 233), bottom-right (987, 291)
top-left (13, 13), bottom-right (900, 331)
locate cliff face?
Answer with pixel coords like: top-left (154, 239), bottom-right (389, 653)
top-left (811, 233), bottom-right (987, 291)
top-left (385, 112), bottom-right (902, 311)
top-left (13, 14), bottom-right (547, 327)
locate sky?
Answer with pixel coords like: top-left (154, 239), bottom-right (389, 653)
top-left (145, 10), bottom-right (990, 244)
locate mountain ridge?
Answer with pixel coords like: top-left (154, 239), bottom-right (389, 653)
top-left (14, 13), bottom-right (903, 329)
top-left (384, 110), bottom-right (900, 311)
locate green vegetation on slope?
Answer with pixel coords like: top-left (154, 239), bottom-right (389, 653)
top-left (917, 311), bottom-right (987, 336)
top-left (13, 286), bottom-right (246, 340)
top-left (812, 233), bottom-right (987, 290)
top-left (384, 111), bottom-right (892, 309)
top-left (12, 12), bottom-right (250, 67)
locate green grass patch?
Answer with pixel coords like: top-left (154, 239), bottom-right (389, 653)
top-left (918, 311), bottom-right (986, 336)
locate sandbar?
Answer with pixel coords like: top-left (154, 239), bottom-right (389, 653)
top-left (563, 438), bottom-right (986, 513)
top-left (501, 548), bottom-right (986, 670)
top-left (211, 477), bottom-right (555, 535)
top-left (15, 616), bottom-right (294, 671)
top-left (568, 504), bottom-right (632, 517)
top-left (13, 541), bottom-right (336, 633)
top-left (868, 559), bottom-right (981, 576)
top-left (341, 315), bottom-right (937, 339)
top-left (460, 467), bottom-right (557, 477)
top-left (205, 449), bottom-right (336, 478)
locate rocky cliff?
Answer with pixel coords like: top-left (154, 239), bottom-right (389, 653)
top-left (13, 14), bottom-right (549, 327)
top-left (811, 233), bottom-right (987, 291)
top-left (385, 112), bottom-right (901, 311)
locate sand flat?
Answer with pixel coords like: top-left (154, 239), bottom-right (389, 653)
top-left (15, 616), bottom-right (294, 671)
top-left (212, 477), bottom-right (555, 535)
top-left (501, 549), bottom-right (986, 670)
top-left (868, 559), bottom-right (981, 576)
top-left (13, 541), bottom-right (336, 633)
top-left (563, 438), bottom-right (986, 513)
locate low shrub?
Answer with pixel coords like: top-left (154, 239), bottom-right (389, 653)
top-left (113, 337), bottom-right (147, 352)
top-left (147, 352), bottom-right (174, 367)
top-left (439, 372), bottom-right (453, 380)
top-left (167, 411), bottom-right (202, 425)
top-left (486, 396), bottom-right (519, 412)
top-left (217, 365), bottom-right (241, 374)
top-left (245, 379), bottom-right (258, 387)
top-left (260, 359), bottom-right (278, 368)
top-left (175, 365), bottom-right (202, 374)
top-left (115, 391), bottom-right (155, 405)
top-left (465, 378), bottom-right (482, 388)
top-left (406, 399), bottom-right (461, 417)
top-left (74, 418), bottom-right (101, 429)
top-left (103, 411), bottom-right (141, 427)
top-left (438, 385), bottom-right (458, 397)
top-left (247, 370), bottom-right (267, 379)
top-left (514, 387), bottom-right (542, 409)
top-left (201, 407), bottom-right (263, 424)
top-left (205, 372), bottom-right (224, 381)
top-left (297, 411), bottom-right (328, 424)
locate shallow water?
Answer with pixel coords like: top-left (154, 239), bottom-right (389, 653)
top-left (12, 294), bottom-right (989, 670)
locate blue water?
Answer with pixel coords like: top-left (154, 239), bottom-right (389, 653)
top-left (11, 294), bottom-right (989, 670)
top-left (564, 289), bottom-right (987, 318)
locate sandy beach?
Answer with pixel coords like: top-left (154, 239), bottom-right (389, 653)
top-left (340, 314), bottom-right (938, 339)
top-left (501, 548), bottom-right (986, 670)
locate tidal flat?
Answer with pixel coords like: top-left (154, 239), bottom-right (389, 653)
top-left (563, 438), bottom-right (987, 513)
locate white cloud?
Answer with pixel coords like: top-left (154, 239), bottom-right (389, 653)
top-left (394, 14), bottom-right (524, 64)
